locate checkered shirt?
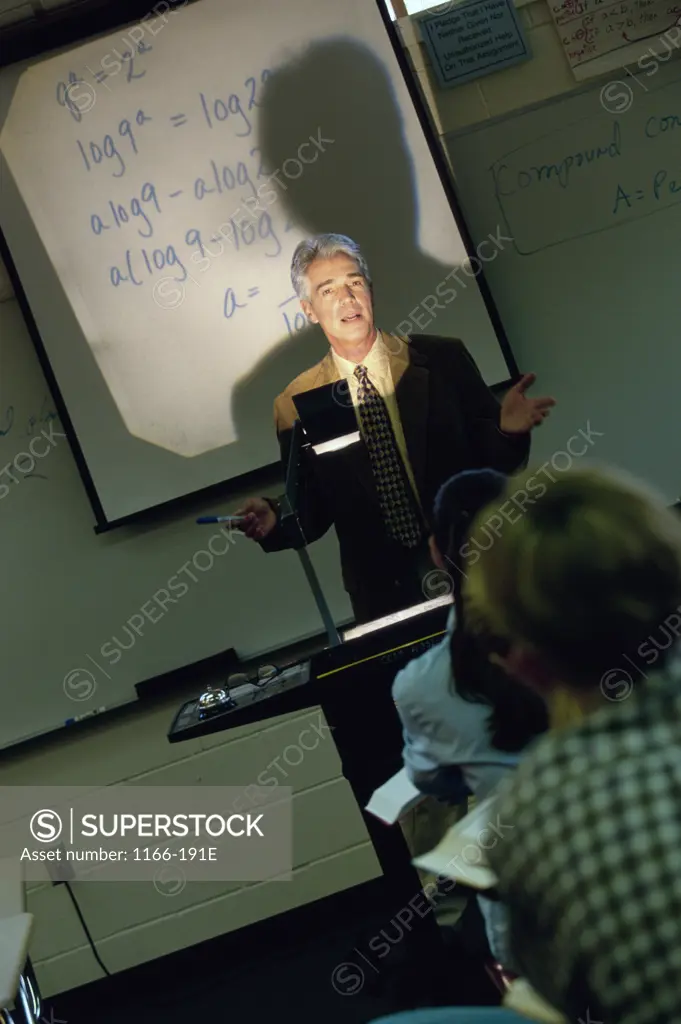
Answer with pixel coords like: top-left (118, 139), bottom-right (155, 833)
top-left (487, 658), bottom-right (681, 1024)
top-left (354, 363), bottom-right (423, 548)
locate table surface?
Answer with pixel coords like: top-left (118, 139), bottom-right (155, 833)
top-left (0, 859), bottom-right (24, 918)
top-left (0, 858), bottom-right (32, 1007)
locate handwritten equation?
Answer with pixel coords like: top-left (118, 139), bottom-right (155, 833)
top-left (68, 72), bottom-right (270, 178)
top-left (222, 290), bottom-right (308, 339)
top-left (612, 164), bottom-right (681, 212)
top-left (50, 58), bottom-right (304, 324)
top-left (549, 0), bottom-right (681, 69)
top-left (87, 146), bottom-right (297, 289)
top-left (105, 203), bottom-right (291, 288)
top-left (56, 41), bottom-right (153, 122)
top-left (488, 92), bottom-right (681, 252)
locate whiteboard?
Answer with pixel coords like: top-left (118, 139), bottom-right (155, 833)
top-left (0, 0), bottom-right (512, 525)
top-left (444, 59), bottom-right (681, 503)
top-left (0, 289), bottom-right (354, 751)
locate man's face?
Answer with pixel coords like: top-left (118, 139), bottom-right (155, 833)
top-left (300, 254), bottom-right (374, 353)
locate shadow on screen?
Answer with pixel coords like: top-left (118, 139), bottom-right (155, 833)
top-left (230, 37), bottom-right (460, 446)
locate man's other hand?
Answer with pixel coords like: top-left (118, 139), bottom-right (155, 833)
top-left (235, 497), bottom-right (277, 540)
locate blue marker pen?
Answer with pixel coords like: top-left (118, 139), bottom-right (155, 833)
top-left (64, 707), bottom-right (107, 726)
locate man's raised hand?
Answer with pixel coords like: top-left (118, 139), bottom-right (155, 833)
top-left (500, 373), bottom-right (556, 434)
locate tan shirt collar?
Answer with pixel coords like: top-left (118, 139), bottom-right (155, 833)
top-left (331, 331), bottom-right (390, 381)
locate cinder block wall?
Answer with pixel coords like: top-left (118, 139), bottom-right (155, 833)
top-left (399, 0), bottom-right (577, 140)
top-left (13, 699), bottom-right (380, 996)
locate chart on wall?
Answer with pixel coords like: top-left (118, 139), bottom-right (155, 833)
top-left (548, 0), bottom-right (681, 79)
top-left (0, 0), bottom-right (512, 524)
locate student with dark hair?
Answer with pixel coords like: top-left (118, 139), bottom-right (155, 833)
top-left (394, 468), bottom-right (548, 803)
top-left (392, 469), bottom-right (548, 973)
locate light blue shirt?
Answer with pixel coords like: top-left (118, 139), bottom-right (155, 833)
top-left (392, 607), bottom-right (521, 803)
top-left (392, 604), bottom-right (523, 967)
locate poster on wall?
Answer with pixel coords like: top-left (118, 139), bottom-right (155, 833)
top-left (548, 0), bottom-right (681, 80)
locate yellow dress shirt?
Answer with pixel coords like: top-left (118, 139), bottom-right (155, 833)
top-left (331, 332), bottom-right (422, 509)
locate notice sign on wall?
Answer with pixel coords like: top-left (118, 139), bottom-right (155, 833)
top-left (419, 0), bottom-right (531, 88)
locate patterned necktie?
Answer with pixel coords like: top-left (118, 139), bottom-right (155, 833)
top-left (353, 364), bottom-right (423, 548)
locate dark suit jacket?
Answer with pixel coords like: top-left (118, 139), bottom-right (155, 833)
top-left (260, 332), bottom-right (529, 602)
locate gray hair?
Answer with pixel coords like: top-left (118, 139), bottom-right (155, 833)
top-left (290, 233), bottom-right (372, 301)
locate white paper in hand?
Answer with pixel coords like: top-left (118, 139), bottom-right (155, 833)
top-left (503, 978), bottom-right (567, 1023)
top-left (412, 794), bottom-right (500, 889)
top-left (365, 767), bottom-right (425, 825)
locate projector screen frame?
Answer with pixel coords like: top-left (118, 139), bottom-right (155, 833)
top-left (0, 0), bottom-right (518, 532)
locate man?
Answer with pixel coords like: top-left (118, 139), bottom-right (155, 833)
top-left (238, 234), bottom-right (554, 948)
top-left (239, 233), bottom-right (554, 623)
